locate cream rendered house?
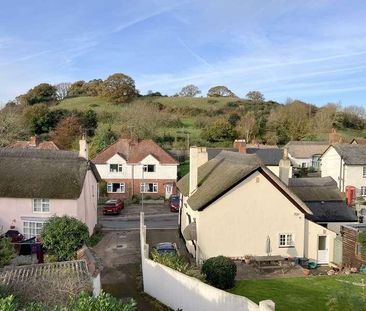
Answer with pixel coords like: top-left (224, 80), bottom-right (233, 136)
top-left (320, 144), bottom-right (366, 194)
top-left (178, 148), bottom-right (339, 265)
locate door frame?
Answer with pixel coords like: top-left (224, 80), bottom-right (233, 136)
top-left (317, 234), bottom-right (329, 264)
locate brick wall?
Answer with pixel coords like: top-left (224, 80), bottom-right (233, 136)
top-left (105, 178), bottom-right (176, 199)
top-left (341, 226), bottom-right (366, 268)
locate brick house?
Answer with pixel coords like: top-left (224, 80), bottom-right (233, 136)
top-left (8, 135), bottom-right (59, 150)
top-left (341, 224), bottom-right (366, 268)
top-left (92, 138), bottom-right (178, 199)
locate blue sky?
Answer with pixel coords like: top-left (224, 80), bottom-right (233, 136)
top-left (1, 0), bottom-right (366, 106)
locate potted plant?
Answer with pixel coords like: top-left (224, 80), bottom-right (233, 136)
top-left (303, 268), bottom-right (310, 276)
top-left (244, 255), bottom-right (252, 264)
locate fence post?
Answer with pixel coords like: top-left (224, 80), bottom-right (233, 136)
top-left (259, 300), bottom-right (275, 311)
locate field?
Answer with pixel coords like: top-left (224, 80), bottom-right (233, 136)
top-left (229, 275), bottom-right (366, 311)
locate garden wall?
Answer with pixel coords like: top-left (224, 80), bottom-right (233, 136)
top-left (140, 213), bottom-right (275, 311)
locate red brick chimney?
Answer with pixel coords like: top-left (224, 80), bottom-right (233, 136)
top-left (233, 139), bottom-right (246, 154)
top-left (29, 135), bottom-right (40, 147)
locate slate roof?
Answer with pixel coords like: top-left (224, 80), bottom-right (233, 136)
top-left (288, 177), bottom-right (357, 222)
top-left (207, 147), bottom-right (284, 165)
top-left (330, 144), bottom-right (366, 165)
top-left (286, 141), bottom-right (329, 158)
top-left (0, 148), bottom-right (100, 199)
top-left (246, 148), bottom-right (284, 165)
top-left (92, 138), bottom-right (178, 165)
top-left (177, 151), bottom-right (311, 213)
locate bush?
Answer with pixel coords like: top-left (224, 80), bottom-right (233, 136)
top-left (151, 249), bottom-right (189, 274)
top-left (201, 256), bottom-right (237, 289)
top-left (0, 237), bottom-right (15, 268)
top-left (41, 216), bottom-right (89, 261)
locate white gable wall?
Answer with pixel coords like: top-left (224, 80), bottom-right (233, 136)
top-left (197, 171), bottom-right (306, 260)
top-left (320, 146), bottom-right (342, 189)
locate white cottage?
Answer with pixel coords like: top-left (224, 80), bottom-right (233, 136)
top-left (177, 148), bottom-right (352, 265)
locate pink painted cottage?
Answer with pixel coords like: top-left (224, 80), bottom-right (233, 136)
top-left (0, 139), bottom-right (100, 237)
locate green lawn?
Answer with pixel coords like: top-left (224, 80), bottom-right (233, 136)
top-left (229, 275), bottom-right (366, 311)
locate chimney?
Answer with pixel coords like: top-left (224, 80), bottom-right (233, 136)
top-left (79, 135), bottom-right (89, 159)
top-left (189, 147), bottom-right (208, 195)
top-left (29, 135), bottom-right (40, 147)
top-left (233, 139), bottom-right (246, 154)
top-left (279, 147), bottom-right (291, 185)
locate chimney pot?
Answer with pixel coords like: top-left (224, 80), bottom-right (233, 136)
top-left (79, 135), bottom-right (89, 159)
top-left (233, 139), bottom-right (246, 154)
top-left (29, 135), bottom-right (40, 147)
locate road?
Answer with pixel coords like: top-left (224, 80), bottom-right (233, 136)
top-left (99, 213), bottom-right (178, 230)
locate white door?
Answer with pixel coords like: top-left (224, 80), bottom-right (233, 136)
top-left (165, 184), bottom-right (173, 199)
top-left (317, 235), bottom-right (328, 264)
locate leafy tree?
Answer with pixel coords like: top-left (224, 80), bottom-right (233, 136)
top-left (201, 256), bottom-right (237, 289)
top-left (207, 86), bottom-right (236, 97)
top-left (89, 124), bottom-right (117, 157)
top-left (101, 73), bottom-right (136, 104)
top-left (179, 84), bottom-right (201, 97)
top-left (83, 79), bottom-right (103, 96)
top-left (245, 91), bottom-right (265, 102)
top-left (151, 249), bottom-right (189, 274)
top-left (0, 237), bottom-right (15, 268)
top-left (41, 216), bottom-right (89, 261)
top-left (23, 83), bottom-right (58, 105)
top-left (80, 109), bottom-right (98, 136)
top-left (202, 119), bottom-right (237, 142)
top-left (55, 82), bottom-right (71, 100)
top-left (228, 113), bottom-right (241, 126)
top-left (68, 81), bottom-right (87, 97)
top-left (51, 115), bottom-right (81, 149)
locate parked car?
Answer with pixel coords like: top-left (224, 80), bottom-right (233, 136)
top-left (103, 199), bottom-right (124, 215)
top-left (169, 195), bottom-right (180, 212)
top-left (153, 242), bottom-right (178, 256)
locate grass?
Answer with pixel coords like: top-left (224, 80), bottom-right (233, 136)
top-left (229, 275), bottom-right (366, 311)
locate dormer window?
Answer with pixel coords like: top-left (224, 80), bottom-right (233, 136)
top-left (143, 164), bottom-right (156, 172)
top-left (110, 164), bottom-right (122, 173)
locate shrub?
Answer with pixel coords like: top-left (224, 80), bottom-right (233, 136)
top-left (358, 232), bottom-right (366, 253)
top-left (41, 216), bottom-right (89, 261)
top-left (0, 237), bottom-right (15, 268)
top-left (151, 249), bottom-right (189, 274)
top-left (201, 256), bottom-right (237, 289)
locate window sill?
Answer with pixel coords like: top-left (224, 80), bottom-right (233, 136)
top-left (279, 246), bottom-right (295, 248)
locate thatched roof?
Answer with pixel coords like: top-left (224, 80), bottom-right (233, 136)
top-left (330, 144), bottom-right (366, 165)
top-left (286, 141), bottom-right (329, 158)
top-left (0, 148), bottom-right (100, 199)
top-left (177, 151), bottom-right (311, 213)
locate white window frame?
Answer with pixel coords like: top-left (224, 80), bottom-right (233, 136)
top-left (361, 186), bottom-right (366, 197)
top-left (279, 233), bottom-right (294, 248)
top-left (107, 182), bottom-right (125, 193)
top-left (363, 166), bottom-right (366, 178)
top-left (140, 183), bottom-right (158, 193)
top-left (143, 164), bottom-right (156, 173)
top-left (33, 199), bottom-right (50, 213)
top-left (23, 221), bottom-right (44, 239)
top-left (109, 164), bottom-right (123, 173)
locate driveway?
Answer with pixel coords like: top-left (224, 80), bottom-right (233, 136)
top-left (93, 228), bottom-right (187, 310)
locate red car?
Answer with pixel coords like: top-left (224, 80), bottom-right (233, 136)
top-left (103, 199), bottom-right (124, 215)
top-left (169, 195), bottom-right (180, 212)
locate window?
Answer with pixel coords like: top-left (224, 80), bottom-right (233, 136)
top-left (140, 183), bottom-right (158, 193)
top-left (361, 186), bottom-right (366, 197)
top-left (33, 199), bottom-right (50, 213)
top-left (107, 183), bottom-right (125, 193)
top-left (301, 163), bottom-right (307, 168)
top-left (279, 234), bottom-right (293, 247)
top-left (23, 221), bottom-right (44, 239)
top-left (109, 164), bottom-right (122, 173)
top-left (143, 164), bottom-right (156, 172)
top-left (363, 166), bottom-right (366, 178)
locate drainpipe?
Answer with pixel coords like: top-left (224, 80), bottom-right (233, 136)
top-left (339, 156), bottom-right (343, 191)
top-left (131, 164), bottom-right (134, 197)
top-left (342, 160), bottom-right (346, 193)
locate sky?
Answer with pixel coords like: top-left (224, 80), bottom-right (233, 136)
top-left (1, 0), bottom-right (366, 106)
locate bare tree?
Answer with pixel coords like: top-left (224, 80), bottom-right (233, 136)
top-left (55, 82), bottom-right (71, 100)
top-left (179, 84), bottom-right (201, 97)
top-left (236, 111), bottom-right (257, 142)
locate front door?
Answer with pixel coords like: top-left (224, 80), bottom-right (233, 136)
top-left (317, 235), bottom-right (328, 264)
top-left (165, 184), bottom-right (173, 199)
